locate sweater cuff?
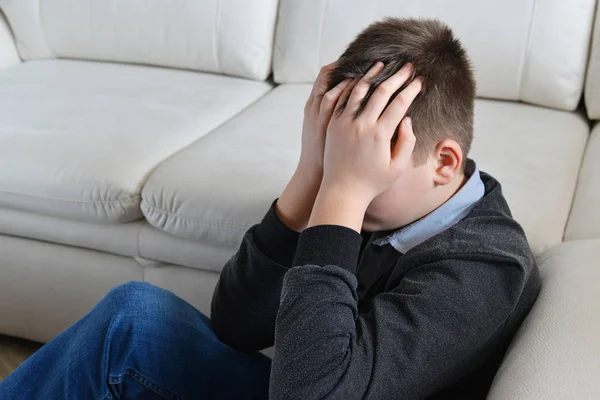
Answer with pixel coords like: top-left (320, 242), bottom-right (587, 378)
top-left (253, 199), bottom-right (300, 267)
top-left (292, 225), bottom-right (363, 274)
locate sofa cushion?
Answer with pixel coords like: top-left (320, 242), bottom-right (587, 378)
top-left (0, 207), bottom-right (236, 273)
top-left (0, 233), bottom-right (144, 343)
top-left (469, 102), bottom-right (588, 254)
top-left (0, 231), bottom-right (224, 343)
top-left (0, 208), bottom-right (143, 258)
top-left (0, 0), bottom-right (278, 80)
top-left (0, 10), bottom-right (19, 69)
top-left (142, 84), bottom-right (304, 248)
top-left (273, 0), bottom-right (595, 111)
top-left (141, 84), bottom-right (588, 256)
top-left (585, 2), bottom-right (600, 119)
top-left (0, 60), bottom-right (272, 223)
top-left (487, 239), bottom-right (600, 400)
top-left (565, 123), bottom-right (600, 241)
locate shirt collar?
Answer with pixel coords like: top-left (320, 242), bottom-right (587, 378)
top-left (373, 160), bottom-right (485, 253)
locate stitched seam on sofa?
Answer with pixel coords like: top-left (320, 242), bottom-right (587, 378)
top-left (517, 0), bottom-right (539, 100)
top-left (0, 189), bottom-right (141, 205)
top-left (135, 218), bottom-right (144, 260)
top-left (0, 10), bottom-right (20, 62)
top-left (562, 129), bottom-right (593, 241)
top-left (213, 0), bottom-right (222, 72)
top-left (315, 0), bottom-right (329, 74)
top-left (37, 0), bottom-right (56, 58)
top-left (588, 1), bottom-right (600, 116)
top-left (141, 201), bottom-right (250, 231)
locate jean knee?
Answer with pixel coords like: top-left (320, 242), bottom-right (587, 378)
top-left (106, 281), bottom-right (164, 308)
top-left (108, 281), bottom-right (162, 300)
top-left (100, 281), bottom-right (208, 341)
top-left (100, 282), bottom-right (173, 325)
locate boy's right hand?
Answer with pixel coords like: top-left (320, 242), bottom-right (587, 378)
top-left (275, 63), bottom-right (351, 232)
top-left (299, 62), bottom-right (351, 174)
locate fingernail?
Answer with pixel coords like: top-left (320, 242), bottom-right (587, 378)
top-left (405, 117), bottom-right (412, 128)
top-left (415, 76), bottom-right (424, 84)
top-left (403, 63), bottom-right (414, 72)
top-left (374, 61), bottom-right (384, 69)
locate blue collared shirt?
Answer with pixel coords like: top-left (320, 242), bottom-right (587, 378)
top-left (373, 161), bottom-right (485, 253)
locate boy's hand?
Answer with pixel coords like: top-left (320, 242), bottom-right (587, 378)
top-left (308, 62), bottom-right (423, 232)
top-left (299, 62), bottom-right (351, 174)
top-left (275, 63), bottom-right (351, 232)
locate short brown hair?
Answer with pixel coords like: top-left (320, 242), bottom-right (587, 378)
top-left (327, 18), bottom-right (476, 167)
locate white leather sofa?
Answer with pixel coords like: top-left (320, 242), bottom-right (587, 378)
top-left (0, 1), bottom-right (598, 398)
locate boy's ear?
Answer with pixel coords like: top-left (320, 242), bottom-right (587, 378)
top-left (432, 139), bottom-right (463, 186)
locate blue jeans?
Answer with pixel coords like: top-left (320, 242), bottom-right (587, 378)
top-left (0, 282), bottom-right (272, 399)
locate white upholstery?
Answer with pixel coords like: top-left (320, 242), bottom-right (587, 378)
top-left (0, 234), bottom-right (143, 343)
top-left (273, 0), bottom-right (595, 111)
top-left (469, 101), bottom-right (588, 255)
top-left (138, 225), bottom-right (235, 273)
top-left (0, 207), bottom-right (236, 273)
top-left (488, 239), bottom-right (600, 400)
top-left (0, 60), bottom-right (272, 223)
top-left (585, 3), bottom-right (600, 119)
top-left (0, 2), bottom-right (597, 394)
top-left (0, 10), bottom-right (19, 69)
top-left (141, 84), bottom-right (305, 247)
top-left (0, 0), bottom-right (278, 80)
top-left (0, 233), bottom-right (221, 343)
top-left (0, 208), bottom-right (144, 258)
top-left (565, 124), bottom-right (600, 241)
top-left (142, 84), bottom-right (588, 256)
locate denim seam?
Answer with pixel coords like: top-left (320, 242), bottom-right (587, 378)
top-left (124, 368), bottom-right (180, 400)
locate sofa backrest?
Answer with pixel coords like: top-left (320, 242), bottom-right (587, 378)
top-left (0, 9), bottom-right (19, 69)
top-left (585, 2), bottom-right (600, 119)
top-left (273, 0), bottom-right (596, 111)
top-left (0, 0), bottom-right (278, 80)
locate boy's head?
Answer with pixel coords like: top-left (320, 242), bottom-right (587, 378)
top-left (327, 18), bottom-right (476, 231)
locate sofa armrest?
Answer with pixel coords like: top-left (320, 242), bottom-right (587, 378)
top-left (487, 239), bottom-right (600, 400)
top-left (0, 9), bottom-right (19, 69)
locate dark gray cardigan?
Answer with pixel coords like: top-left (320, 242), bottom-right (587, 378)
top-left (211, 172), bottom-right (541, 399)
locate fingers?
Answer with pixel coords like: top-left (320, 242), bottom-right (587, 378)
top-left (309, 61), bottom-right (339, 102)
top-left (378, 77), bottom-right (423, 137)
top-left (319, 78), bottom-right (351, 117)
top-left (361, 63), bottom-right (414, 119)
top-left (334, 77), bottom-right (360, 115)
top-left (391, 117), bottom-right (416, 172)
top-left (346, 61), bottom-right (385, 111)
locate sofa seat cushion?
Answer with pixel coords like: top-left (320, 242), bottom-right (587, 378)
top-left (0, 59), bottom-right (272, 223)
top-left (141, 84), bottom-right (588, 255)
top-left (565, 123), bottom-right (600, 241)
top-left (487, 239), bottom-right (600, 400)
top-left (0, 207), bottom-right (236, 273)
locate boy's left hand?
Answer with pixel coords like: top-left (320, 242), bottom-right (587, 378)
top-left (308, 62), bottom-right (423, 232)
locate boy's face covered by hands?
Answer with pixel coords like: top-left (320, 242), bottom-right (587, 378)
top-left (322, 61), bottom-right (433, 232)
top-left (303, 60), bottom-right (464, 234)
top-left (362, 159), bottom-right (434, 231)
top-left (304, 61), bottom-right (427, 233)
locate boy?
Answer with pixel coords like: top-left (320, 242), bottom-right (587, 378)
top-left (0, 18), bottom-right (540, 400)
